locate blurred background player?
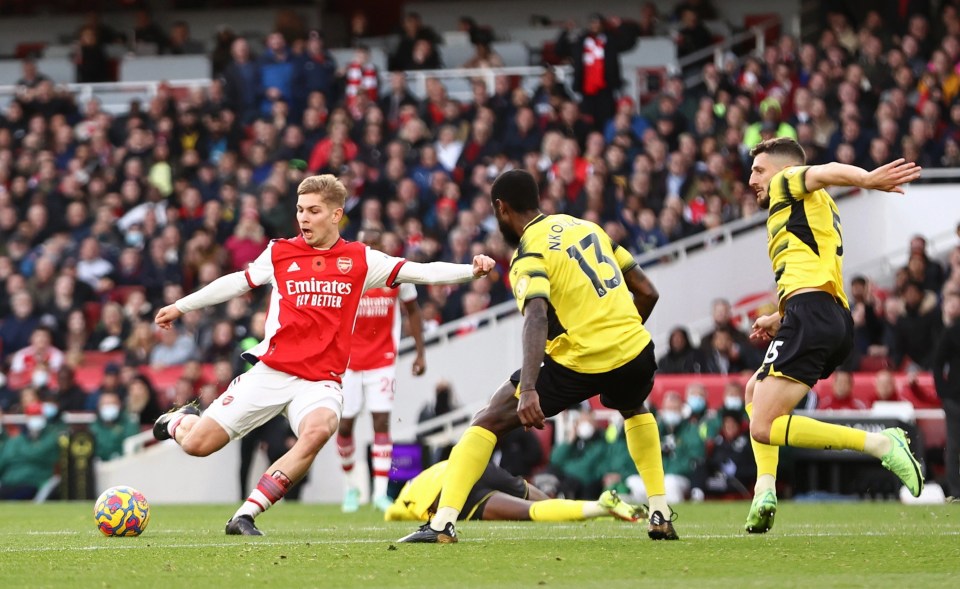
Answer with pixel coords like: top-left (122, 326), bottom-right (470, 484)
top-left (400, 170), bottom-right (677, 543)
top-left (385, 459), bottom-right (645, 524)
top-left (338, 226), bottom-right (427, 513)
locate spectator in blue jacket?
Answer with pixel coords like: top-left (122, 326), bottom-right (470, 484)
top-left (0, 292), bottom-right (40, 361)
top-left (259, 32), bottom-right (297, 118)
top-left (221, 37), bottom-right (261, 124)
top-left (299, 30), bottom-right (338, 113)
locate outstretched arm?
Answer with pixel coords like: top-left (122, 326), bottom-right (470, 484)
top-left (804, 159), bottom-right (922, 193)
top-left (393, 255), bottom-right (495, 285)
top-left (155, 272), bottom-right (252, 329)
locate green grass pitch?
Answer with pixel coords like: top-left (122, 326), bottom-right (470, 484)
top-left (1, 502), bottom-right (958, 588)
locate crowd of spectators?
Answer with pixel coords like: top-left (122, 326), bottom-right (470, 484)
top-left (659, 234), bottom-right (960, 378)
top-left (2, 2), bottom-right (960, 496)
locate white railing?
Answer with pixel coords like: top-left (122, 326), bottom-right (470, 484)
top-left (412, 403), bottom-right (481, 451)
top-left (679, 16), bottom-right (781, 86)
top-left (122, 429), bottom-right (156, 456)
top-left (912, 167), bottom-right (960, 180)
top-left (797, 408), bottom-right (945, 421)
top-left (400, 64), bottom-right (573, 100)
top-left (633, 210), bottom-right (767, 267)
top-left (633, 185), bottom-right (862, 268)
top-left (397, 297), bottom-right (519, 354)
top-left (0, 78), bottom-right (212, 113)
top-left (844, 225), bottom-right (958, 288)
top-left (1, 412), bottom-right (95, 425)
top-left (0, 66), bottom-right (571, 113)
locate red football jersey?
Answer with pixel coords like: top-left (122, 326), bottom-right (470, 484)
top-left (242, 236), bottom-right (406, 382)
top-left (349, 282), bottom-right (418, 371)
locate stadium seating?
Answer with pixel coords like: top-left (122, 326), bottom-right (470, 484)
top-left (73, 361), bottom-right (217, 394)
top-left (119, 55), bottom-right (210, 82)
top-left (584, 373), bottom-right (940, 413)
top-left (588, 373), bottom-right (945, 450)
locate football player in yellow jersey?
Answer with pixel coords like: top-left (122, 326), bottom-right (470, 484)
top-left (399, 169), bottom-right (677, 543)
top-left (385, 460), bottom-right (646, 524)
top-left (743, 138), bottom-right (925, 534)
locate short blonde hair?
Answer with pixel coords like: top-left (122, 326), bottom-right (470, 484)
top-left (297, 174), bottom-right (347, 209)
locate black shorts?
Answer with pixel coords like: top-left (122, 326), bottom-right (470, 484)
top-left (509, 344), bottom-right (657, 417)
top-left (461, 462), bottom-right (529, 520)
top-left (756, 291), bottom-right (854, 388)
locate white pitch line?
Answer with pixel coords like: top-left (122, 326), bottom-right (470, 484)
top-left (2, 530), bottom-right (959, 554)
top-left (9, 522), bottom-right (956, 537)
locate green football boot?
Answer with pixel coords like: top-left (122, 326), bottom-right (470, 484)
top-left (880, 428), bottom-right (924, 498)
top-left (745, 488), bottom-right (777, 534)
top-left (598, 490), bottom-right (647, 522)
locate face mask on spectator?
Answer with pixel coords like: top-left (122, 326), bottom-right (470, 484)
top-left (686, 395), bottom-right (707, 415)
top-left (724, 397), bottom-right (744, 411)
top-left (660, 410), bottom-right (682, 428)
top-left (576, 422), bottom-right (596, 440)
top-left (126, 231), bottom-right (144, 248)
top-left (26, 416), bottom-right (47, 435)
top-left (42, 402), bottom-right (58, 420)
top-left (99, 405), bottom-right (121, 422)
top-left (32, 369), bottom-right (50, 388)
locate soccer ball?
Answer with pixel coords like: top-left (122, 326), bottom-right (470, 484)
top-left (94, 486), bottom-right (150, 537)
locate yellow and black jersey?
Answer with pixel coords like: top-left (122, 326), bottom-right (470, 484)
top-left (766, 166), bottom-right (849, 312)
top-left (384, 461), bottom-right (447, 522)
top-left (509, 214), bottom-right (651, 373)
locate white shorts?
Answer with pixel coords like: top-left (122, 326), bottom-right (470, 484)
top-left (341, 365), bottom-right (396, 419)
top-left (203, 362), bottom-right (343, 440)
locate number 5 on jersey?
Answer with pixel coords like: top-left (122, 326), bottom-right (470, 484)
top-left (763, 340), bottom-right (784, 364)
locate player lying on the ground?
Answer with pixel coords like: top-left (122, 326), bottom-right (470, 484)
top-left (384, 460), bottom-right (646, 523)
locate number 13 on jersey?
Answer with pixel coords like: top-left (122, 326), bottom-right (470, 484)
top-left (566, 233), bottom-right (622, 297)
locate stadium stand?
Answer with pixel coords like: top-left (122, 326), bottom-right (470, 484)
top-left (0, 0), bottom-right (958, 502)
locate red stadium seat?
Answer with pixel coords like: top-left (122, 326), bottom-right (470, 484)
top-left (83, 351), bottom-right (125, 368)
top-left (744, 14), bottom-right (781, 44)
top-left (83, 301), bottom-right (102, 327)
top-left (586, 372), bottom-right (939, 412)
top-left (107, 285), bottom-right (146, 304)
top-left (858, 355), bottom-right (891, 373)
top-left (539, 41), bottom-right (562, 65)
top-left (15, 42), bottom-right (46, 58)
top-left (73, 360), bottom-right (217, 393)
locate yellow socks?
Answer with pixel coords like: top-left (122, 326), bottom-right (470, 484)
top-left (432, 426), bottom-right (497, 528)
top-left (746, 402), bottom-right (779, 480)
top-left (624, 413), bottom-right (666, 498)
top-left (529, 500), bottom-right (590, 521)
top-left (769, 415), bottom-right (866, 451)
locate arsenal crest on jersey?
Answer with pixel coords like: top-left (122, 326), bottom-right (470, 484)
top-left (337, 256), bottom-right (353, 273)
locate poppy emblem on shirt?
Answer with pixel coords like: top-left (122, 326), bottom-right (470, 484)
top-left (337, 257), bottom-right (353, 273)
top-left (312, 256), bottom-right (326, 273)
